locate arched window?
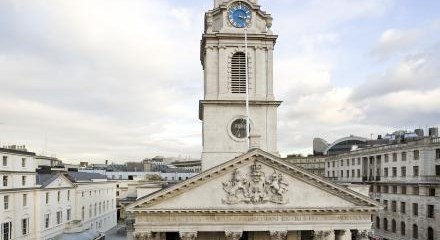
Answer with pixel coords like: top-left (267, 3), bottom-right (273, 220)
top-left (231, 52), bottom-right (247, 93)
top-left (391, 219), bottom-right (396, 233)
top-left (428, 227), bottom-right (434, 240)
top-left (413, 224), bottom-right (418, 239)
top-left (384, 218), bottom-right (388, 231)
top-left (401, 222), bottom-right (406, 235)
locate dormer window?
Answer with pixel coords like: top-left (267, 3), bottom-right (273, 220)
top-left (231, 52), bottom-right (247, 93)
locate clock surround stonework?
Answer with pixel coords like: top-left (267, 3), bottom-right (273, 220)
top-left (200, 0), bottom-right (281, 170)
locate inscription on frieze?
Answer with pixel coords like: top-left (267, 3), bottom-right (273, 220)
top-left (222, 162), bottom-right (289, 204)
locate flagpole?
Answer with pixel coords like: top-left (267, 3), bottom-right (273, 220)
top-left (245, 28), bottom-right (250, 150)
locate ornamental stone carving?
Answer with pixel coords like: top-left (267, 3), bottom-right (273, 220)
top-left (133, 232), bottom-right (154, 240)
top-left (355, 230), bottom-right (371, 240)
top-left (225, 231), bottom-right (243, 240)
top-left (179, 231), bottom-right (197, 240)
top-left (270, 231), bottom-right (287, 240)
top-left (312, 230), bottom-right (334, 240)
top-left (222, 162), bottom-right (289, 204)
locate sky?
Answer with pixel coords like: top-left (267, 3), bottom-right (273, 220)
top-left (0, 0), bottom-right (439, 163)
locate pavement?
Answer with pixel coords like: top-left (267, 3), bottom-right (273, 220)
top-left (105, 223), bottom-right (127, 240)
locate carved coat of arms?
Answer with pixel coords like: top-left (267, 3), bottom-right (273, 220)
top-left (222, 162), bottom-right (289, 204)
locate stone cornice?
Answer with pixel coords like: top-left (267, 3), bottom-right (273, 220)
top-left (129, 207), bottom-right (379, 214)
top-left (200, 100), bottom-right (282, 106)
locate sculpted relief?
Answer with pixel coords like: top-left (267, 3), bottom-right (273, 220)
top-left (222, 162), bottom-right (289, 204)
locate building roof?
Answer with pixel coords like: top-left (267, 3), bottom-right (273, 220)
top-left (36, 174), bottom-right (60, 187)
top-left (0, 147), bottom-right (36, 156)
top-left (66, 172), bottom-right (107, 182)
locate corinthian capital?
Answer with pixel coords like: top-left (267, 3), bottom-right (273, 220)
top-left (225, 231), bottom-right (243, 240)
top-left (179, 231), bottom-right (197, 240)
top-left (270, 231), bottom-right (287, 240)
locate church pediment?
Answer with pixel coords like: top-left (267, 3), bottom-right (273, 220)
top-left (127, 149), bottom-right (380, 213)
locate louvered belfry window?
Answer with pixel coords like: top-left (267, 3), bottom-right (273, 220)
top-left (231, 52), bottom-right (247, 93)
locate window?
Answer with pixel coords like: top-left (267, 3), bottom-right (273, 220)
top-left (44, 214), bottom-right (50, 228)
top-left (21, 158), bottom-right (26, 167)
top-left (67, 209), bottom-right (71, 221)
top-left (346, 159), bottom-right (350, 166)
top-left (392, 167), bottom-right (397, 177)
top-left (413, 166), bottom-right (419, 176)
top-left (56, 211), bottom-right (62, 224)
top-left (2, 156), bottom-right (7, 166)
top-left (436, 165), bottom-right (440, 176)
top-left (351, 169), bottom-right (355, 178)
top-left (346, 170), bottom-right (349, 178)
top-left (67, 190), bottom-right (70, 201)
top-left (429, 188), bottom-right (435, 196)
top-left (2, 221), bottom-right (12, 240)
top-left (23, 194), bottom-right (27, 207)
top-left (45, 192), bottom-right (49, 204)
top-left (2, 176), bottom-right (8, 187)
top-left (401, 152), bottom-right (407, 161)
top-left (413, 203), bottom-right (418, 216)
top-left (428, 205), bottom-right (434, 218)
top-left (341, 160), bottom-right (344, 166)
top-left (116, 191), bottom-right (119, 196)
top-left (401, 222), bottom-right (406, 236)
top-left (392, 185), bottom-right (397, 193)
top-left (413, 224), bottom-right (418, 239)
top-left (401, 167), bottom-right (406, 177)
top-left (383, 200), bottom-right (388, 211)
top-left (94, 203), bottom-right (97, 216)
top-left (384, 154), bottom-right (389, 162)
top-left (357, 158), bottom-right (361, 165)
top-left (57, 191), bottom-right (60, 202)
top-left (391, 219), bottom-right (396, 233)
top-left (99, 202), bottom-right (102, 214)
top-left (82, 206), bottom-right (85, 220)
top-left (384, 218), bottom-right (388, 231)
top-left (340, 170), bottom-right (343, 178)
top-left (22, 218), bottom-right (29, 235)
top-left (357, 169), bottom-right (360, 177)
top-left (401, 186), bottom-right (407, 194)
top-left (81, 192), bottom-right (84, 197)
top-left (352, 158), bottom-right (355, 165)
top-left (392, 153), bottom-right (397, 162)
top-left (3, 195), bottom-right (9, 210)
top-left (414, 150), bottom-right (419, 160)
top-left (230, 52), bottom-right (247, 93)
top-left (391, 201), bottom-right (396, 212)
top-left (383, 185), bottom-right (389, 193)
top-left (89, 204), bottom-right (92, 218)
top-left (22, 176), bottom-right (26, 186)
top-left (384, 168), bottom-right (389, 177)
top-left (332, 161), bottom-right (335, 167)
top-left (436, 149), bottom-right (440, 159)
top-left (401, 202), bottom-right (406, 214)
top-left (376, 217), bottom-right (380, 229)
top-left (428, 227), bottom-right (434, 240)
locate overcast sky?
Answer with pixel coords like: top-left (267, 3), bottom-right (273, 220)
top-left (0, 0), bottom-right (439, 163)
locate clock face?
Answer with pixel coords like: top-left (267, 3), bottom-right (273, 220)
top-left (228, 2), bottom-right (252, 28)
top-left (231, 118), bottom-right (250, 139)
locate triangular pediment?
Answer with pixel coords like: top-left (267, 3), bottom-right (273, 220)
top-left (127, 149), bottom-right (380, 213)
top-left (43, 174), bottom-right (75, 189)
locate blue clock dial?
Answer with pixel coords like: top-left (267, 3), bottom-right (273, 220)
top-left (228, 3), bottom-right (252, 28)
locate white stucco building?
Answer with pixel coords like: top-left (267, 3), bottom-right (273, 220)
top-left (0, 146), bottom-right (117, 240)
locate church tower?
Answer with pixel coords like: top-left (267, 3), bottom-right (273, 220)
top-left (200, 0), bottom-right (281, 170)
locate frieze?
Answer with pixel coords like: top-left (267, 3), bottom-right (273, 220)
top-left (222, 162), bottom-right (288, 204)
top-left (137, 214), bottom-right (370, 224)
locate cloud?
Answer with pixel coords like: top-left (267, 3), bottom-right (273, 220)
top-left (371, 28), bottom-right (423, 60)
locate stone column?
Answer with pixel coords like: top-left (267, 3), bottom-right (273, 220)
top-left (179, 231), bottom-right (197, 240)
top-left (126, 218), bottom-right (135, 240)
top-left (312, 230), bottom-right (335, 240)
top-left (270, 231), bottom-right (288, 240)
top-left (225, 231), bottom-right (243, 240)
top-left (336, 230), bottom-right (351, 240)
top-left (355, 230), bottom-right (370, 240)
top-left (133, 232), bottom-right (154, 240)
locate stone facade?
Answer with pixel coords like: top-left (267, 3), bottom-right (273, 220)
top-left (325, 137), bottom-right (440, 240)
top-left (200, 0), bottom-right (281, 170)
